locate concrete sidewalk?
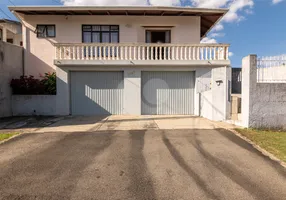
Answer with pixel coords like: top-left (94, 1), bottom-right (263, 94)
top-left (35, 115), bottom-right (219, 133)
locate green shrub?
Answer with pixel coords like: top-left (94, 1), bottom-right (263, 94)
top-left (11, 72), bottom-right (56, 95)
top-left (41, 72), bottom-right (56, 95)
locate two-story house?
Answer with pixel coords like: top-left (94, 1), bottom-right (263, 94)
top-left (10, 6), bottom-right (231, 121)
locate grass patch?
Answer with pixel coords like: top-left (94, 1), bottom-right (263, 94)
top-left (236, 128), bottom-right (286, 162)
top-left (0, 132), bottom-right (20, 141)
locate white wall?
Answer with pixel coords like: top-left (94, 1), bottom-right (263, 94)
top-left (12, 95), bottom-right (56, 116)
top-left (211, 66), bottom-right (231, 121)
top-left (124, 69), bottom-right (141, 115)
top-left (55, 65), bottom-right (230, 121)
top-left (0, 41), bottom-right (23, 118)
top-left (20, 14), bottom-right (201, 76)
top-left (242, 55), bottom-right (286, 129)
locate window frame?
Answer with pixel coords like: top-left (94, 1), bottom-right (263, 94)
top-left (82, 25), bottom-right (120, 43)
top-left (145, 30), bottom-right (171, 43)
top-left (36, 25), bottom-right (56, 38)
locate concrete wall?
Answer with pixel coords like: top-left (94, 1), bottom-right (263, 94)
top-left (242, 55), bottom-right (286, 129)
top-left (56, 65), bottom-right (230, 121)
top-left (12, 95), bottom-right (56, 116)
top-left (0, 41), bottom-right (23, 118)
top-left (20, 14), bottom-right (200, 76)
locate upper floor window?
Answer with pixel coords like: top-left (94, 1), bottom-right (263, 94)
top-left (82, 25), bottom-right (119, 43)
top-left (36, 25), bottom-right (56, 38)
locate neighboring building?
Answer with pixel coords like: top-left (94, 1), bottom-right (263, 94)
top-left (232, 68), bottom-right (242, 94)
top-left (0, 19), bottom-right (22, 46)
top-left (9, 6), bottom-right (231, 120)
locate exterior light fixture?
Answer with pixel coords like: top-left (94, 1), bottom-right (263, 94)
top-left (216, 79), bottom-right (223, 86)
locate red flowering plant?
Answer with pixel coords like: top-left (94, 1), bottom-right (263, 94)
top-left (10, 72), bottom-right (56, 95)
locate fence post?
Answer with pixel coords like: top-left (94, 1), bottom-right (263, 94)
top-left (241, 55), bottom-right (257, 127)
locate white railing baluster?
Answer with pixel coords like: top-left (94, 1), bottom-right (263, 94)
top-left (116, 46), bottom-right (119, 60)
top-left (90, 46), bottom-right (93, 60)
top-left (59, 46), bottom-right (62, 59)
top-left (142, 46), bottom-right (145, 60)
top-left (87, 46), bottom-right (90, 60)
top-left (68, 47), bottom-right (71, 59)
top-left (129, 46), bottom-right (131, 60)
top-left (155, 46), bottom-right (158, 60)
top-left (99, 46), bottom-right (102, 60)
top-left (54, 43), bottom-right (230, 62)
top-left (94, 46), bottom-right (97, 60)
top-left (133, 46), bottom-right (136, 60)
top-left (81, 46), bottom-right (84, 60)
top-left (63, 46), bottom-right (66, 60)
top-left (103, 46), bottom-right (106, 60)
top-left (175, 46), bottom-right (179, 60)
top-left (124, 46), bottom-right (127, 60)
top-left (147, 46), bottom-right (149, 60)
top-left (138, 46), bottom-right (141, 60)
top-left (111, 46), bottom-right (114, 60)
top-left (214, 47), bottom-right (217, 60)
top-left (184, 46), bottom-right (187, 60)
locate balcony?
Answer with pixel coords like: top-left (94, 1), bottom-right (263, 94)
top-left (54, 43), bottom-right (230, 66)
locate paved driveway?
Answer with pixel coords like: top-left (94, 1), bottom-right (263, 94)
top-left (0, 116), bottom-right (286, 200)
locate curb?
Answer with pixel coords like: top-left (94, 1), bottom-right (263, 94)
top-left (213, 122), bottom-right (286, 169)
top-left (0, 132), bottom-right (23, 145)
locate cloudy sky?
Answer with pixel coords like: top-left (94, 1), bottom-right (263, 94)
top-left (1, 0), bottom-right (285, 67)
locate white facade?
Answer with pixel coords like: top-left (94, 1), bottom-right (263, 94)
top-left (10, 6), bottom-right (231, 121)
top-left (56, 65), bottom-right (230, 121)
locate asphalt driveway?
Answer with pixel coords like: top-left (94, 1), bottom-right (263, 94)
top-left (0, 117), bottom-right (286, 200)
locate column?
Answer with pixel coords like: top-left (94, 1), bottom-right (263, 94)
top-left (2, 26), bottom-right (7, 42)
top-left (124, 69), bottom-right (141, 115)
top-left (241, 55), bottom-right (257, 127)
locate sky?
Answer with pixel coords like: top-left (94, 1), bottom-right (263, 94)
top-left (1, 0), bottom-right (285, 68)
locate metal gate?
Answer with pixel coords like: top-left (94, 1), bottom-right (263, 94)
top-left (70, 71), bottom-right (124, 115)
top-left (141, 71), bottom-right (195, 115)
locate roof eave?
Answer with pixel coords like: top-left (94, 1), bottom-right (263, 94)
top-left (8, 6), bottom-right (228, 14)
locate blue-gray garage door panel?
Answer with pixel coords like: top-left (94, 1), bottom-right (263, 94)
top-left (70, 71), bottom-right (124, 115)
top-left (141, 71), bottom-right (195, 115)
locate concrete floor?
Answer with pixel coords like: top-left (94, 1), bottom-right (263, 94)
top-left (0, 116), bottom-right (285, 200)
top-left (35, 115), bottom-right (219, 133)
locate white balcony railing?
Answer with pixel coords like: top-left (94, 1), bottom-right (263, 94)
top-left (55, 43), bottom-right (229, 61)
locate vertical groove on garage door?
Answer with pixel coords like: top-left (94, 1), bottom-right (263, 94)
top-left (71, 71), bottom-right (124, 115)
top-left (141, 71), bottom-right (195, 115)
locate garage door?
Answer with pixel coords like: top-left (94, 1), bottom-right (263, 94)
top-left (141, 71), bottom-right (195, 115)
top-left (71, 71), bottom-right (124, 115)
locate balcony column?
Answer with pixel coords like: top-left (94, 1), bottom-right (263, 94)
top-left (2, 26), bottom-right (7, 42)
